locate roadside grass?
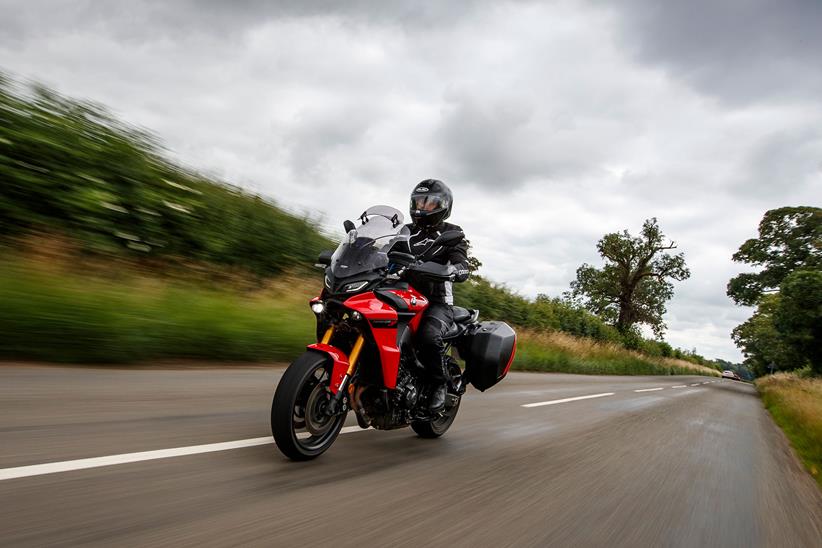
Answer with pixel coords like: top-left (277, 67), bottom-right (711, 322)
top-left (0, 257), bottom-right (718, 377)
top-left (757, 373), bottom-right (822, 488)
top-left (0, 260), bottom-right (316, 363)
top-left (515, 329), bottom-right (721, 377)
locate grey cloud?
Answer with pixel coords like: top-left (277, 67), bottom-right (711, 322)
top-left (603, 0), bottom-right (822, 104)
top-left (0, 0), bottom-right (503, 46)
top-left (736, 128), bottom-right (822, 199)
top-left (435, 93), bottom-right (615, 189)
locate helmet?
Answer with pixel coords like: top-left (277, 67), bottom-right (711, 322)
top-left (410, 179), bottom-right (452, 227)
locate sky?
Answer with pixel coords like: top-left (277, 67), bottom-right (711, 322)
top-left (2, 0), bottom-right (820, 361)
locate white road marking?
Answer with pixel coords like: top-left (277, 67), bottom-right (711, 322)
top-left (672, 385), bottom-right (687, 389)
top-left (690, 383), bottom-right (701, 386)
top-left (522, 392), bottom-right (615, 408)
top-left (702, 382), bottom-right (711, 385)
top-left (634, 387), bottom-right (665, 393)
top-left (0, 425), bottom-right (369, 482)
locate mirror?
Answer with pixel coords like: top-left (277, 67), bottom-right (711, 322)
top-left (343, 220), bottom-right (356, 233)
top-left (316, 250), bottom-right (333, 267)
top-left (388, 250), bottom-right (416, 266)
top-left (433, 230), bottom-right (464, 247)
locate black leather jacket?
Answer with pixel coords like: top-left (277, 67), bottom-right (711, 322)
top-left (404, 222), bottom-right (471, 304)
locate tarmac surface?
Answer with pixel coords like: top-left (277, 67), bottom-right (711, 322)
top-left (1, 365), bottom-right (821, 547)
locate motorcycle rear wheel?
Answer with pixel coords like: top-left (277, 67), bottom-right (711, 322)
top-left (272, 351), bottom-right (346, 460)
top-left (411, 395), bottom-right (461, 438)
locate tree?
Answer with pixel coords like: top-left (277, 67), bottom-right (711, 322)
top-left (727, 206), bottom-right (821, 306)
top-left (773, 270), bottom-right (822, 374)
top-left (732, 295), bottom-right (806, 376)
top-left (568, 218), bottom-right (690, 337)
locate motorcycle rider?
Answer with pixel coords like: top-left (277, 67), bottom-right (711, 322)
top-left (405, 179), bottom-right (471, 412)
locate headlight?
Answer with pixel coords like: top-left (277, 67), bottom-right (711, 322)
top-left (351, 311), bottom-right (363, 321)
top-left (342, 280), bottom-right (368, 293)
top-left (310, 301), bottom-right (325, 314)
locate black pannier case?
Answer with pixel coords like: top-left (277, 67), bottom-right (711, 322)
top-left (460, 321), bottom-right (517, 391)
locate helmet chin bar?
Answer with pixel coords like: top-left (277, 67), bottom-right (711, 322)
top-left (411, 208), bottom-right (448, 227)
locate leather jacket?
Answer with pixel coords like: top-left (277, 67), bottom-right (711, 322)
top-left (404, 222), bottom-right (471, 304)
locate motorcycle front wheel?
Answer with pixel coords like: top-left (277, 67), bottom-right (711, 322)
top-left (271, 351), bottom-right (346, 460)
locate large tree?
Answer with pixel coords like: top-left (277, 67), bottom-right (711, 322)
top-left (727, 206), bottom-right (821, 306)
top-left (731, 295), bottom-right (805, 376)
top-left (728, 207), bottom-right (822, 375)
top-left (773, 270), bottom-right (822, 374)
top-left (569, 218), bottom-right (690, 337)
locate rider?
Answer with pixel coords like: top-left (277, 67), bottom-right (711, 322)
top-left (405, 179), bottom-right (471, 412)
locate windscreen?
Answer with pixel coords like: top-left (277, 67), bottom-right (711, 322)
top-left (330, 205), bottom-right (408, 278)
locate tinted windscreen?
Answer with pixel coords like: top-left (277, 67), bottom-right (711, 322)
top-left (330, 205), bottom-right (407, 278)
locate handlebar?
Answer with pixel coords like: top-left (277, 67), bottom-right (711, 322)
top-left (405, 260), bottom-right (456, 282)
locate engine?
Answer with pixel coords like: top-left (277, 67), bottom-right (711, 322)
top-left (354, 367), bottom-right (421, 430)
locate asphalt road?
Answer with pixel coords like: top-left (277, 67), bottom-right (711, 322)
top-left (1, 365), bottom-right (821, 547)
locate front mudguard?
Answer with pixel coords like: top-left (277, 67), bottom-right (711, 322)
top-left (306, 343), bottom-right (349, 394)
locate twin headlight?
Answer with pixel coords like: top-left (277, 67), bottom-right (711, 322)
top-left (341, 280), bottom-right (368, 293)
top-left (324, 276), bottom-right (367, 294)
top-left (310, 301), bottom-right (362, 321)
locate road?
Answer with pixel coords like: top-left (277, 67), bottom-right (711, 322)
top-left (1, 365), bottom-right (821, 547)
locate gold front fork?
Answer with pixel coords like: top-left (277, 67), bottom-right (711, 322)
top-left (347, 335), bottom-right (365, 375)
top-left (328, 332), bottom-right (365, 412)
top-left (321, 326), bottom-right (335, 345)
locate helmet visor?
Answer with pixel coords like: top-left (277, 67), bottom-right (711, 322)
top-left (411, 194), bottom-right (449, 213)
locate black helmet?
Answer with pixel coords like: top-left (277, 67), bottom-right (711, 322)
top-left (410, 179), bottom-right (452, 227)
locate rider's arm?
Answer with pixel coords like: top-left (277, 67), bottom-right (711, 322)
top-left (448, 238), bottom-right (471, 283)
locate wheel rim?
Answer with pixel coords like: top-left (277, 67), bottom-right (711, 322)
top-left (291, 365), bottom-right (343, 451)
top-left (431, 396), bottom-right (460, 433)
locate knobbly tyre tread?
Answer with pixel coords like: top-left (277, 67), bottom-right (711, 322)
top-left (271, 351), bottom-right (346, 460)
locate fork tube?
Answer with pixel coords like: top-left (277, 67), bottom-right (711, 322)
top-left (320, 326), bottom-right (335, 344)
top-left (328, 334), bottom-right (364, 414)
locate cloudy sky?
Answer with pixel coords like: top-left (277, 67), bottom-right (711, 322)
top-left (2, 0), bottom-right (820, 361)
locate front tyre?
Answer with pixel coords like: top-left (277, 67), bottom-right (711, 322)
top-left (272, 351), bottom-right (346, 460)
top-left (411, 395), bottom-right (461, 438)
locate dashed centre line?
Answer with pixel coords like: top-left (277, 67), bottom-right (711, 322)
top-left (634, 387), bottom-right (665, 393)
top-left (672, 385), bottom-right (688, 389)
top-left (522, 392), bottom-right (615, 408)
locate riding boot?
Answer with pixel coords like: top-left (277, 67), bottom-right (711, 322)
top-left (429, 383), bottom-right (447, 413)
top-left (428, 357), bottom-right (448, 413)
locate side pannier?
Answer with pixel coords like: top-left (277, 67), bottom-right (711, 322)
top-left (459, 321), bottom-right (517, 391)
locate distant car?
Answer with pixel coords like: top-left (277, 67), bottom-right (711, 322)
top-left (722, 370), bottom-right (737, 380)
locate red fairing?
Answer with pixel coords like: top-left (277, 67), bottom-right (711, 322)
top-left (344, 292), bottom-right (399, 320)
top-left (370, 327), bottom-right (401, 388)
top-left (338, 287), bottom-right (429, 390)
top-left (307, 343), bottom-right (349, 394)
top-left (386, 286), bottom-right (429, 333)
top-left (503, 333), bottom-right (518, 376)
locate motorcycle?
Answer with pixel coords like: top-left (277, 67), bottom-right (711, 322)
top-left (271, 205), bottom-right (517, 460)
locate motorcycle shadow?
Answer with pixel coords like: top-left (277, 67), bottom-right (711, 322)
top-left (251, 427), bottom-right (461, 493)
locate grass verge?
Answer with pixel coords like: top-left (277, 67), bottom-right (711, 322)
top-left (0, 260), bottom-right (316, 363)
top-left (757, 373), bottom-right (822, 488)
top-left (514, 329), bottom-right (720, 376)
top-left (0, 258), bottom-right (718, 376)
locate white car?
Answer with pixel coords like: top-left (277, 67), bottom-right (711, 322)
top-left (722, 370), bottom-right (739, 380)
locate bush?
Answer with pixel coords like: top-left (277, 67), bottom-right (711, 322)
top-left (0, 73), bottom-right (331, 277)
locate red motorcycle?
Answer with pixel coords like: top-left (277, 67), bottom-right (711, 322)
top-left (271, 206), bottom-right (516, 460)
